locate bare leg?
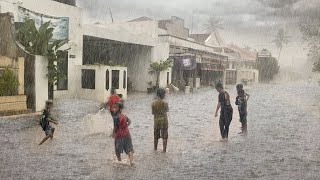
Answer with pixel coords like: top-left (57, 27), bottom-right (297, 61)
top-left (163, 139), bottom-right (167, 153)
top-left (128, 152), bottom-right (134, 166)
top-left (154, 138), bottom-right (158, 151)
top-left (50, 128), bottom-right (55, 140)
top-left (116, 152), bottom-right (121, 161)
top-left (39, 134), bottom-right (52, 145)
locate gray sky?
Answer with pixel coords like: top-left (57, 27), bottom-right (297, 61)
top-left (77, 0), bottom-right (320, 67)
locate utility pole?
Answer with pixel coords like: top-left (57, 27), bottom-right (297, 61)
top-left (109, 7), bottom-right (114, 23)
top-left (190, 9), bottom-right (194, 34)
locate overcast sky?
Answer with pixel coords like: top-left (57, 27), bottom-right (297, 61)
top-left (77, 0), bottom-right (320, 67)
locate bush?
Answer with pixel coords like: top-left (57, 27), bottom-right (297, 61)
top-left (0, 68), bottom-right (19, 96)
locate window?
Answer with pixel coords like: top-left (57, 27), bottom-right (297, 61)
top-left (106, 70), bottom-right (110, 90)
top-left (112, 70), bottom-right (119, 89)
top-left (57, 51), bottom-right (68, 90)
top-left (82, 69), bottom-right (95, 89)
top-left (123, 70), bottom-right (126, 89)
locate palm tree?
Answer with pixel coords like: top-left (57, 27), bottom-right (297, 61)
top-left (16, 19), bottom-right (68, 99)
top-left (273, 29), bottom-right (290, 61)
top-left (204, 16), bottom-right (223, 33)
top-left (148, 60), bottom-right (172, 88)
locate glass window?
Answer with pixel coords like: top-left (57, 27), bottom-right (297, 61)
top-left (82, 69), bottom-right (95, 89)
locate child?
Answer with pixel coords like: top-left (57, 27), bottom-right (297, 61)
top-left (236, 84), bottom-right (250, 101)
top-left (214, 83), bottom-right (233, 140)
top-left (101, 89), bottom-right (121, 117)
top-left (152, 88), bottom-right (169, 152)
top-left (39, 100), bottom-right (58, 145)
top-left (235, 89), bottom-right (248, 134)
top-left (112, 102), bottom-right (134, 166)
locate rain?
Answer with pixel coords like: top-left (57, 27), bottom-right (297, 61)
top-left (0, 0), bottom-right (320, 179)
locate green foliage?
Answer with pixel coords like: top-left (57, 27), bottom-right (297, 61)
top-left (149, 60), bottom-right (172, 88)
top-left (16, 19), bottom-right (68, 85)
top-left (257, 56), bottom-right (280, 82)
top-left (0, 68), bottom-right (19, 96)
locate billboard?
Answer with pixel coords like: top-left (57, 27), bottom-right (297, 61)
top-left (18, 7), bottom-right (69, 41)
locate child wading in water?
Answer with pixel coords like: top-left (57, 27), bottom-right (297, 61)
top-left (236, 84), bottom-right (250, 134)
top-left (152, 88), bottom-right (169, 152)
top-left (214, 83), bottom-right (233, 141)
top-left (112, 102), bottom-right (134, 166)
top-left (39, 100), bottom-right (58, 145)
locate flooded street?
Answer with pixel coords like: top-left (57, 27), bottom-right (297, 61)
top-left (1, 82), bottom-right (320, 179)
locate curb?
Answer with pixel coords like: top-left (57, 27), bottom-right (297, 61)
top-left (0, 112), bottom-right (40, 120)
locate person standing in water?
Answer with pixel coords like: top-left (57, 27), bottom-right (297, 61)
top-left (39, 100), bottom-right (58, 145)
top-left (214, 82), bottom-right (233, 140)
top-left (112, 102), bottom-right (134, 166)
top-left (236, 84), bottom-right (250, 133)
top-left (152, 88), bottom-right (169, 152)
top-left (235, 89), bottom-right (248, 134)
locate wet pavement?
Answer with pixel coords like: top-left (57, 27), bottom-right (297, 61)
top-left (0, 82), bottom-right (319, 179)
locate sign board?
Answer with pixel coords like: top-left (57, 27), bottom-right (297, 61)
top-left (258, 50), bottom-right (271, 58)
top-left (18, 7), bottom-right (69, 41)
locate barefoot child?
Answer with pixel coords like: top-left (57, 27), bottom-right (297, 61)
top-left (236, 84), bottom-right (250, 133)
top-left (152, 88), bottom-right (169, 152)
top-left (214, 83), bottom-right (233, 140)
top-left (235, 89), bottom-right (248, 134)
top-left (39, 100), bottom-right (58, 145)
top-left (112, 102), bottom-right (134, 165)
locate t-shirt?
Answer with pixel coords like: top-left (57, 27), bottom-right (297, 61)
top-left (152, 100), bottom-right (168, 117)
top-left (40, 109), bottom-right (50, 130)
top-left (236, 96), bottom-right (247, 114)
top-left (152, 100), bottom-right (169, 129)
top-left (218, 91), bottom-right (231, 107)
top-left (108, 95), bottom-right (121, 112)
top-left (114, 113), bottom-right (130, 139)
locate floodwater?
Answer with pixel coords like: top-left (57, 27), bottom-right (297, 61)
top-left (0, 82), bottom-right (320, 179)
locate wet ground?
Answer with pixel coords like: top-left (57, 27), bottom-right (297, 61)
top-left (0, 82), bottom-right (320, 179)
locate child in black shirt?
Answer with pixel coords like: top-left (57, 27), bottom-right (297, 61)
top-left (39, 100), bottom-right (58, 145)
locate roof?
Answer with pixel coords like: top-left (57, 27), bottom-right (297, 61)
top-left (227, 44), bottom-right (256, 61)
top-left (129, 16), bottom-right (153, 22)
top-left (189, 34), bottom-right (211, 43)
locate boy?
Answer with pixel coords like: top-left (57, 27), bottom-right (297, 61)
top-left (152, 88), bottom-right (169, 152)
top-left (101, 89), bottom-right (121, 117)
top-left (214, 83), bottom-right (233, 140)
top-left (235, 89), bottom-right (248, 134)
top-left (112, 102), bottom-right (134, 166)
top-left (39, 100), bottom-right (58, 145)
top-left (236, 84), bottom-right (250, 133)
top-left (236, 84), bottom-right (250, 101)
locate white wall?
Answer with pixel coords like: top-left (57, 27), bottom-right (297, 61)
top-left (76, 65), bottom-right (127, 103)
top-left (34, 56), bottom-right (48, 111)
top-left (1, 0), bottom-right (84, 99)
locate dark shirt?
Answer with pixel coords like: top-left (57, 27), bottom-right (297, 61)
top-left (218, 91), bottom-right (231, 107)
top-left (235, 96), bottom-right (247, 114)
top-left (40, 109), bottom-right (50, 130)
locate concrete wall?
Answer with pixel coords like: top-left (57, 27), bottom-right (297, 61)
top-left (236, 67), bottom-right (259, 84)
top-left (76, 65), bottom-right (127, 102)
top-left (34, 56), bottom-right (48, 111)
top-left (1, 0), bottom-right (84, 99)
top-left (152, 42), bottom-right (171, 88)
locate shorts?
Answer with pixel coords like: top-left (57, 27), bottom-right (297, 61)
top-left (239, 113), bottom-right (247, 124)
top-left (154, 127), bottom-right (168, 140)
top-left (115, 134), bottom-right (134, 155)
top-left (220, 106), bottom-right (233, 126)
top-left (44, 125), bottom-right (54, 136)
top-left (154, 116), bottom-right (168, 140)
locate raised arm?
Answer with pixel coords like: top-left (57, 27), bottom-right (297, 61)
top-left (127, 117), bottom-right (132, 126)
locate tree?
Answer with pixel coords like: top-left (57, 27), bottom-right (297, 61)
top-left (148, 60), bottom-right (172, 88)
top-left (272, 28), bottom-right (290, 62)
top-left (16, 19), bottom-right (68, 99)
top-left (204, 16), bottom-right (223, 33)
top-left (300, 15), bottom-right (320, 72)
top-left (257, 54), bottom-right (280, 82)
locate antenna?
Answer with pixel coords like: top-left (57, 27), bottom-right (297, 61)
top-left (109, 7), bottom-right (114, 23)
